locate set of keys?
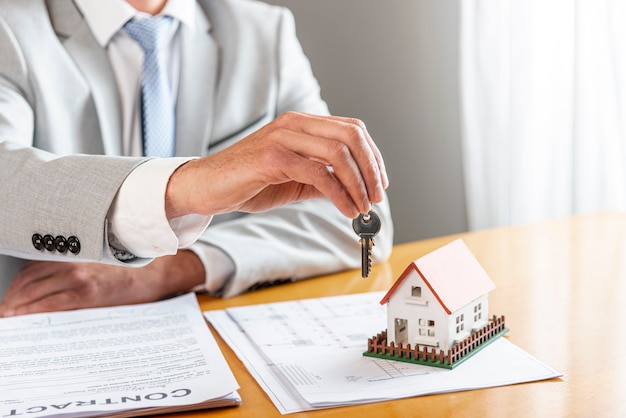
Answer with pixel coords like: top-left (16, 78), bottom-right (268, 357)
top-left (352, 210), bottom-right (381, 278)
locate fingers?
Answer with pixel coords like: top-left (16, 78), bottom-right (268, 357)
top-left (277, 130), bottom-right (369, 215)
top-left (293, 112), bottom-right (389, 198)
top-left (1, 290), bottom-right (79, 317)
top-left (0, 262), bottom-right (69, 316)
top-left (0, 254), bottom-right (206, 318)
top-left (0, 261), bottom-right (114, 316)
top-left (272, 112), bottom-right (388, 214)
top-left (260, 147), bottom-right (359, 217)
top-left (166, 111), bottom-right (389, 219)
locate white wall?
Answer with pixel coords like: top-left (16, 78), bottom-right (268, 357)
top-left (264, 0), bottom-right (467, 243)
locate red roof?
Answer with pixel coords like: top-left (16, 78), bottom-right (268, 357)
top-left (380, 239), bottom-right (495, 314)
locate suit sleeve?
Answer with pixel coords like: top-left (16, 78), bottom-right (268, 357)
top-left (0, 20), bottom-right (146, 264)
top-left (196, 199), bottom-right (393, 298)
top-left (0, 140), bottom-right (146, 264)
top-left (190, 6), bottom-right (394, 297)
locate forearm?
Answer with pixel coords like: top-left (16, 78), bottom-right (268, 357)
top-left (146, 250), bottom-right (206, 296)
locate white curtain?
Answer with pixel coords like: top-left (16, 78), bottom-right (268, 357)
top-left (461, 0), bottom-right (626, 230)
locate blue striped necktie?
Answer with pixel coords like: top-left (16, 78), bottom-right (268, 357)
top-left (124, 16), bottom-right (175, 157)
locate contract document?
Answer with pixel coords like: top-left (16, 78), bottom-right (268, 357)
top-left (0, 293), bottom-right (240, 417)
top-left (205, 292), bottom-right (561, 414)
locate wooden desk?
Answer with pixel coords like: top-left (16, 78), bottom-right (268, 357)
top-left (185, 212), bottom-right (626, 417)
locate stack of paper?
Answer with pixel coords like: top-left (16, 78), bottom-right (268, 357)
top-left (0, 293), bottom-right (240, 417)
top-left (205, 292), bottom-right (561, 414)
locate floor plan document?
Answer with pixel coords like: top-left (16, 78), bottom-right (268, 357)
top-left (0, 293), bottom-right (240, 417)
top-left (205, 292), bottom-right (560, 414)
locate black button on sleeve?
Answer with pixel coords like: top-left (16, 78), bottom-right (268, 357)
top-left (54, 235), bottom-right (68, 253)
top-left (43, 234), bottom-right (55, 251)
top-left (32, 234), bottom-right (43, 250)
top-left (67, 236), bottom-right (81, 254)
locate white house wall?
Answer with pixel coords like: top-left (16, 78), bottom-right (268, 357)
top-left (446, 295), bottom-right (490, 349)
top-left (385, 270), bottom-right (448, 349)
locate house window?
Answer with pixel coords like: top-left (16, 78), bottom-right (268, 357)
top-left (474, 303), bottom-right (483, 322)
top-left (419, 318), bottom-right (435, 338)
top-left (411, 286), bottom-right (422, 297)
top-left (455, 314), bottom-right (465, 334)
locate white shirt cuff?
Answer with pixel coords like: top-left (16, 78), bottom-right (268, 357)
top-left (188, 243), bottom-right (236, 295)
top-left (108, 158), bottom-right (211, 258)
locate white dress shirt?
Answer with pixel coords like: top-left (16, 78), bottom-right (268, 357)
top-left (73, 0), bottom-right (210, 258)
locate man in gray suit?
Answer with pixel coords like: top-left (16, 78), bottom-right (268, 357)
top-left (0, 0), bottom-right (393, 316)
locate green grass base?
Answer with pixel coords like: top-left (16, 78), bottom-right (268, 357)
top-left (363, 328), bottom-right (510, 369)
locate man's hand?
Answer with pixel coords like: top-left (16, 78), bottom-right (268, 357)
top-left (165, 112), bottom-right (389, 219)
top-left (0, 251), bottom-right (205, 317)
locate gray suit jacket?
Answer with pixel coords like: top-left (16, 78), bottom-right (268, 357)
top-left (0, 0), bottom-right (393, 297)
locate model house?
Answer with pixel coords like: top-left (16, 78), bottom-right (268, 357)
top-left (379, 239), bottom-right (496, 352)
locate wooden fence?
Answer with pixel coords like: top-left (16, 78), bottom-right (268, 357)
top-left (365, 315), bottom-right (506, 367)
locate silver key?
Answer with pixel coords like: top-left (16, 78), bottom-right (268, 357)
top-left (352, 210), bottom-right (381, 278)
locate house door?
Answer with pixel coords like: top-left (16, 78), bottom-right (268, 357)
top-left (394, 318), bottom-right (408, 345)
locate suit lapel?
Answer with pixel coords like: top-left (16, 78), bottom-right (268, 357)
top-left (175, 4), bottom-right (218, 157)
top-left (47, 0), bottom-right (123, 156)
